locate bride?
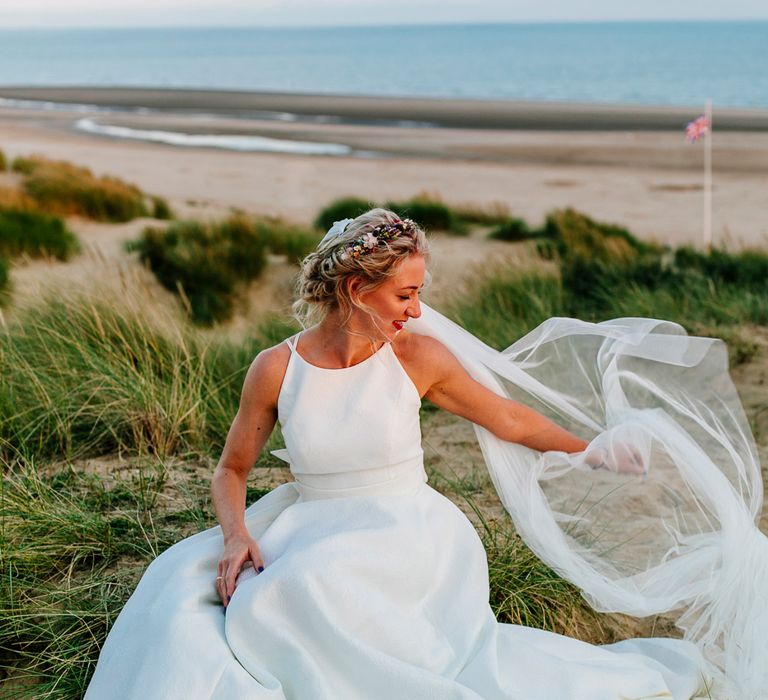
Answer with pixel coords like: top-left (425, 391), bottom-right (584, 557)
top-left (85, 209), bottom-right (764, 699)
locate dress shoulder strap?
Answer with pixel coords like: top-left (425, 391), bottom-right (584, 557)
top-left (285, 330), bottom-right (303, 354)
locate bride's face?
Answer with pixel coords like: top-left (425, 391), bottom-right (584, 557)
top-left (353, 254), bottom-right (426, 341)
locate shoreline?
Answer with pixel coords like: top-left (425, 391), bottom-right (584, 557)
top-left (1, 89), bottom-right (766, 250)
top-left (3, 86), bottom-right (768, 132)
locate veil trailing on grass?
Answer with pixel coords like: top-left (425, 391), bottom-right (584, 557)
top-left (409, 301), bottom-right (766, 700)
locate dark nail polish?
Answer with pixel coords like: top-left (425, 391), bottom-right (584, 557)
top-left (227, 595), bottom-right (231, 602)
top-left (258, 566), bottom-right (264, 573)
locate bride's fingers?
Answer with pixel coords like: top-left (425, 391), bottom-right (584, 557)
top-left (225, 555), bottom-right (247, 600)
top-left (250, 546), bottom-right (265, 575)
top-left (216, 568), bottom-right (228, 606)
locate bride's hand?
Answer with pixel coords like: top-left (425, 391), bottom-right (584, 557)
top-left (584, 444), bottom-right (646, 476)
top-left (216, 533), bottom-right (265, 608)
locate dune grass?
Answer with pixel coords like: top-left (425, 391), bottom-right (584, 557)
top-left (0, 256), bottom-right (8, 303)
top-left (10, 155), bottom-right (171, 223)
top-left (0, 286), bottom-right (297, 462)
top-left (256, 216), bottom-right (322, 263)
top-left (0, 294), bottom-right (212, 460)
top-left (128, 216), bottom-right (269, 325)
top-left (0, 455), bottom-right (212, 697)
top-left (150, 195), bottom-right (173, 220)
top-left (0, 186), bottom-right (37, 211)
top-left (488, 216), bottom-right (538, 242)
top-left (2, 203), bottom-right (766, 696)
top-left (449, 200), bottom-right (512, 226)
top-left (0, 206), bottom-right (79, 306)
top-left (316, 192), bottom-right (508, 235)
top-left (384, 194), bottom-right (469, 234)
top-left (0, 209), bottom-right (79, 261)
top-left (129, 215), bottom-right (319, 324)
top-left (457, 207), bottom-right (768, 365)
top-left (0, 148), bottom-right (7, 171)
top-left (10, 156), bottom-right (37, 176)
top-left (313, 196), bottom-right (374, 230)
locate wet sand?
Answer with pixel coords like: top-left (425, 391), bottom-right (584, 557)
top-left (0, 86), bottom-right (766, 249)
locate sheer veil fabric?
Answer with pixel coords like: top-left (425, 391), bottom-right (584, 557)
top-left (408, 302), bottom-right (767, 699)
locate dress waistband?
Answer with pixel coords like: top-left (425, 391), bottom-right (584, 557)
top-left (292, 455), bottom-right (428, 502)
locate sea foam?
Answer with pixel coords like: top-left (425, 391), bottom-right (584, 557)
top-left (75, 117), bottom-right (353, 156)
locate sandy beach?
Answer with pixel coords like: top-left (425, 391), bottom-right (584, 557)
top-left (0, 86), bottom-right (767, 251)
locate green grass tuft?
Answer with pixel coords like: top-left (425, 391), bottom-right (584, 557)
top-left (10, 156), bottom-right (37, 176)
top-left (151, 196), bottom-right (173, 220)
top-left (488, 217), bottom-right (538, 242)
top-left (0, 287), bottom-right (297, 460)
top-left (10, 155), bottom-right (163, 223)
top-left (314, 196), bottom-right (373, 231)
top-left (128, 215), bottom-right (269, 325)
top-left (0, 256), bottom-right (9, 304)
top-left (454, 208), bottom-right (768, 365)
top-left (538, 207), bottom-right (661, 263)
top-left (0, 456), bottom-right (212, 696)
top-left (22, 159), bottom-right (149, 222)
top-left (384, 194), bottom-right (468, 234)
top-left (0, 296), bottom-right (210, 459)
top-left (0, 208), bottom-right (79, 261)
top-left (257, 217), bottom-right (322, 263)
top-left (316, 194), bottom-right (479, 235)
top-left (450, 201), bottom-right (512, 226)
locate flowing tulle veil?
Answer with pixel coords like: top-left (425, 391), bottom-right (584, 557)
top-left (408, 302), bottom-right (767, 699)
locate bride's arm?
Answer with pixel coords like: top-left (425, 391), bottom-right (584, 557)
top-left (210, 347), bottom-right (284, 605)
top-left (419, 335), bottom-right (588, 454)
top-left (211, 351), bottom-right (280, 540)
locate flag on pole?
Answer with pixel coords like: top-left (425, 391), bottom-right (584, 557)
top-left (685, 114), bottom-right (710, 142)
top-left (686, 101), bottom-right (713, 249)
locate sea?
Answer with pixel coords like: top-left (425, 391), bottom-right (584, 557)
top-left (0, 21), bottom-right (767, 109)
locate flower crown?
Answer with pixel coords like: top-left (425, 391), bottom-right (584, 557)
top-left (324, 218), bottom-right (416, 262)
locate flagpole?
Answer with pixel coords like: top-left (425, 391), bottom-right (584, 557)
top-left (704, 98), bottom-right (712, 251)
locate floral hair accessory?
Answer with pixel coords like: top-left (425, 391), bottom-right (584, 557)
top-left (339, 218), bottom-right (416, 261)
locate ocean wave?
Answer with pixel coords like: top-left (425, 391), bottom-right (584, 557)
top-left (75, 117), bottom-right (353, 156)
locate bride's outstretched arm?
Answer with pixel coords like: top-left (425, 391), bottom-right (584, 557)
top-left (419, 334), bottom-right (587, 453)
top-left (418, 335), bottom-right (643, 472)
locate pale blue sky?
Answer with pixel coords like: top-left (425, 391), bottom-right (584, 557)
top-left (1, 0), bottom-right (767, 29)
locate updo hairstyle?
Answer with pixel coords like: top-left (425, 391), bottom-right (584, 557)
top-left (291, 208), bottom-right (432, 338)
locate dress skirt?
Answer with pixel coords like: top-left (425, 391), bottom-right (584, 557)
top-left (84, 470), bottom-right (706, 700)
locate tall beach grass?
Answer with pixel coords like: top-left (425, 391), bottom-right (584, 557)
top-left (457, 207), bottom-right (768, 364)
top-left (129, 215), bottom-right (318, 324)
top-left (2, 203), bottom-right (765, 697)
top-left (0, 209), bottom-right (79, 261)
top-left (0, 454), bottom-right (213, 697)
top-left (10, 155), bottom-right (171, 223)
top-left (315, 193), bottom-right (512, 235)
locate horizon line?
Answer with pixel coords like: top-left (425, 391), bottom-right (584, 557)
top-left (1, 17), bottom-right (768, 31)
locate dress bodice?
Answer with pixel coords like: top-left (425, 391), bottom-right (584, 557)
top-left (272, 330), bottom-right (427, 500)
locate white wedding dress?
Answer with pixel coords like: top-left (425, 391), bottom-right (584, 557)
top-left (84, 321), bottom-right (720, 700)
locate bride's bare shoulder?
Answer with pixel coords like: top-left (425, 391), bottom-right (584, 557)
top-left (397, 330), bottom-right (454, 363)
top-left (395, 330), bottom-right (459, 390)
top-left (240, 338), bottom-right (293, 407)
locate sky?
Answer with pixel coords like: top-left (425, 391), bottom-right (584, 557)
top-left (1, 0), bottom-right (767, 29)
